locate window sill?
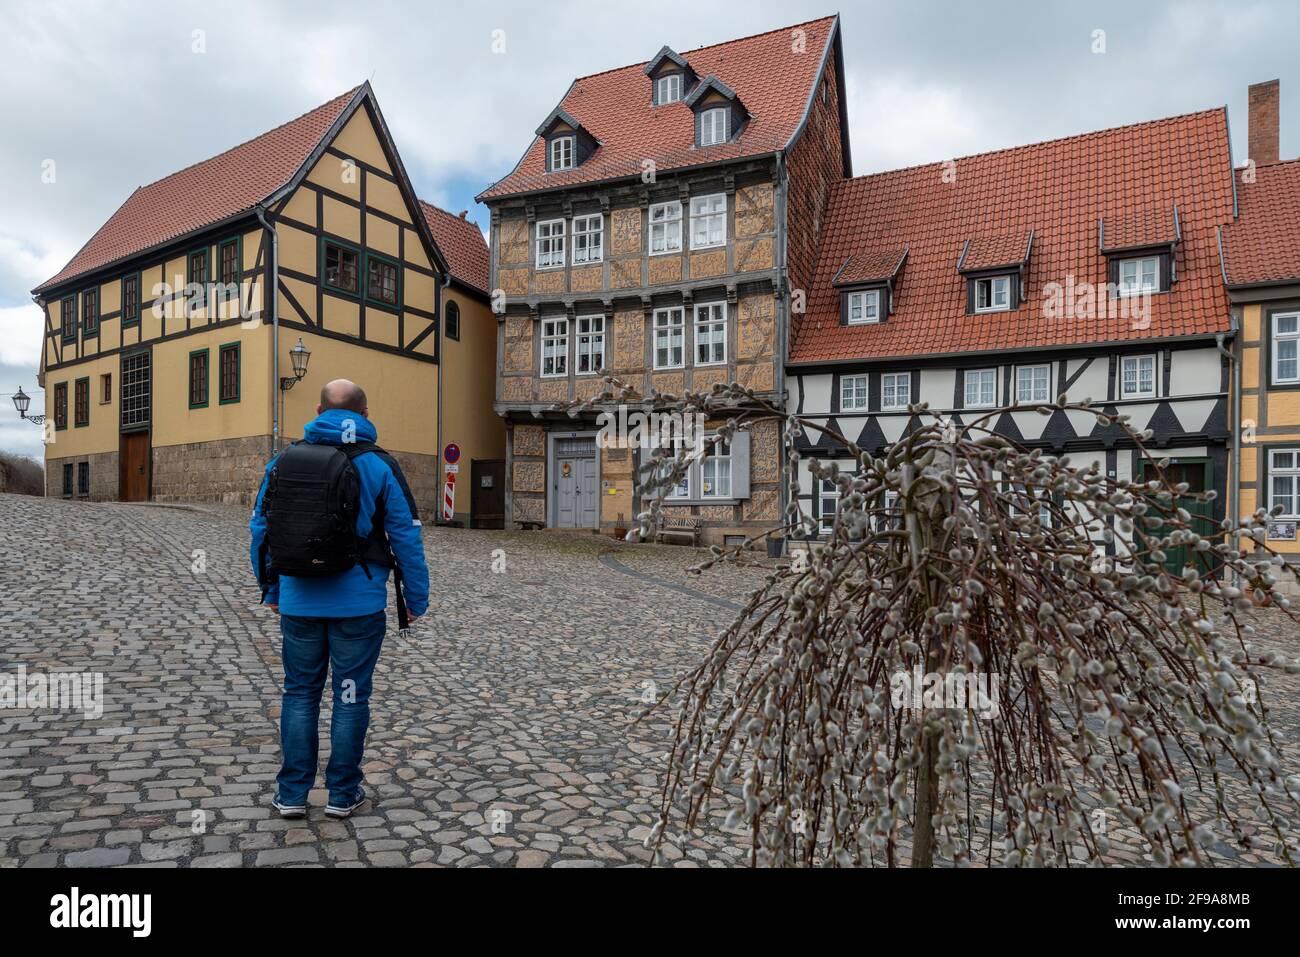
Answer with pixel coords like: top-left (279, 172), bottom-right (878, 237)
top-left (661, 498), bottom-right (742, 507)
top-left (689, 243), bottom-right (727, 253)
top-left (846, 319), bottom-right (881, 326)
top-left (534, 264), bottom-right (565, 272)
top-left (572, 258), bottom-right (604, 267)
top-left (649, 249), bottom-right (683, 258)
top-left (1120, 393), bottom-right (1157, 401)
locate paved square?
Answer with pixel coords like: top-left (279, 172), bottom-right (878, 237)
top-left (1, 493), bottom-right (1296, 867)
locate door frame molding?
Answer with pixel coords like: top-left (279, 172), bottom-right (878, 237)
top-left (547, 429), bottom-right (601, 529)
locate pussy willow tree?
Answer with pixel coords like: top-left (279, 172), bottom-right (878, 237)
top-left (567, 376), bottom-right (1300, 867)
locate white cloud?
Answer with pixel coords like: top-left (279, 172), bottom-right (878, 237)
top-left (0, 304), bottom-right (46, 368)
top-left (847, 77), bottom-right (986, 174)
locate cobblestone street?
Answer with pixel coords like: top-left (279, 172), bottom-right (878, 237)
top-left (0, 493), bottom-right (767, 868)
top-left (1, 493), bottom-right (1297, 868)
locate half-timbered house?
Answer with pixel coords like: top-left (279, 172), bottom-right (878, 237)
top-left (34, 83), bottom-right (503, 520)
top-left (788, 108), bottom-right (1238, 567)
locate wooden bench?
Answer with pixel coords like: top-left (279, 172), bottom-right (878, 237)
top-left (655, 516), bottom-right (702, 547)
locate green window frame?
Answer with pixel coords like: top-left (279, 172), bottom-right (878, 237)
top-left (217, 236), bottom-right (242, 299)
top-left (60, 295), bottom-right (77, 342)
top-left (218, 341), bottom-right (241, 405)
top-left (187, 246), bottom-right (210, 314)
top-left (188, 348), bottom-right (210, 409)
top-left (74, 377), bottom-right (90, 427)
top-left (81, 288), bottom-right (99, 335)
top-left (319, 236), bottom-right (401, 311)
top-left (321, 237), bottom-right (362, 298)
top-left (364, 250), bottom-right (401, 310)
top-left (121, 273), bottom-right (141, 326)
top-left (53, 381), bottom-right (68, 430)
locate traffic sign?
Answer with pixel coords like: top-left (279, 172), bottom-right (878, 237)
top-left (443, 443), bottom-right (460, 464)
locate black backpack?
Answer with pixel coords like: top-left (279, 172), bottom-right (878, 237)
top-left (257, 440), bottom-right (419, 627)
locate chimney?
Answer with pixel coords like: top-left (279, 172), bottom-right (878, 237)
top-left (1248, 79), bottom-right (1280, 167)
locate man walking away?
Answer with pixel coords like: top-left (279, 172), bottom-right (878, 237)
top-left (249, 379), bottom-right (429, 820)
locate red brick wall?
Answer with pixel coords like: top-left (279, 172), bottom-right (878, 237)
top-left (1248, 79), bottom-right (1280, 167)
top-left (785, 48), bottom-right (847, 302)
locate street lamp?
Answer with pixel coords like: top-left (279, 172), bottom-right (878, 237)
top-left (279, 338), bottom-right (312, 391)
top-left (11, 386), bottom-right (45, 425)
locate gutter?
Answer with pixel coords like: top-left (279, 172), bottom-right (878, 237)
top-left (254, 205), bottom-right (280, 453)
top-left (436, 270), bottom-right (450, 522)
top-left (1216, 317), bottom-right (1241, 569)
top-left (774, 149), bottom-right (791, 547)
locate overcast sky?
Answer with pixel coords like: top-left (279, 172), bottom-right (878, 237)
top-left (2, 0), bottom-right (1296, 460)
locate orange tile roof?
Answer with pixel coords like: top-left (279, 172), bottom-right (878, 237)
top-left (833, 248), bottom-right (908, 286)
top-left (1220, 158), bottom-right (1300, 286)
top-left (790, 108), bottom-right (1235, 364)
top-left (960, 232), bottom-right (1033, 272)
top-left (1100, 205), bottom-right (1180, 252)
top-left (478, 16), bottom-right (838, 201)
top-left (419, 201), bottom-right (489, 296)
top-left (36, 87), bottom-right (364, 295)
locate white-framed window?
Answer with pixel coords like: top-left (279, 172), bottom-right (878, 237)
top-left (549, 136), bottom-right (575, 171)
top-left (689, 193), bottom-right (726, 249)
top-left (1016, 364), bottom-right (1050, 403)
top-left (964, 368), bottom-right (997, 408)
top-left (700, 107), bottom-right (729, 146)
top-left (820, 477), bottom-right (839, 533)
top-left (974, 276), bottom-right (1012, 313)
top-left (881, 372), bottom-right (910, 411)
top-left (535, 219), bottom-right (565, 269)
top-left (876, 490), bottom-right (900, 531)
top-left (702, 437), bottom-right (731, 498)
top-left (656, 74), bottom-right (682, 104)
top-left (653, 307), bottom-right (685, 369)
top-left (572, 214), bottom-right (603, 264)
top-left (1120, 354), bottom-right (1156, 398)
top-left (649, 201), bottom-right (683, 255)
top-left (657, 435), bottom-right (692, 499)
top-left (1117, 256), bottom-right (1160, 297)
top-left (541, 317), bottom-right (568, 377)
top-left (846, 289), bottom-right (881, 325)
top-left (575, 315), bottom-right (605, 375)
top-left (841, 374), bottom-right (869, 411)
top-left (1272, 312), bottom-right (1300, 384)
top-left (1270, 449), bottom-right (1300, 517)
top-left (694, 302), bottom-right (726, 365)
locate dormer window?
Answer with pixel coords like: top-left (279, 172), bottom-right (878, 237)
top-left (549, 136), bottom-right (575, 171)
top-left (1117, 255), bottom-right (1161, 297)
top-left (845, 289), bottom-right (881, 325)
top-left (974, 275), bottom-right (1012, 313)
top-left (656, 74), bottom-right (682, 105)
top-left (700, 107), bottom-right (729, 146)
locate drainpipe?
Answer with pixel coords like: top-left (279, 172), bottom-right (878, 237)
top-left (254, 205), bottom-right (280, 453)
top-left (436, 271), bottom-right (450, 523)
top-left (1216, 318), bottom-right (1240, 569)
top-left (774, 150), bottom-right (790, 548)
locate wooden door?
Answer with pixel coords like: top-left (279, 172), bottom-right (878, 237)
top-left (1142, 459), bottom-right (1214, 573)
top-left (471, 459), bottom-right (505, 529)
top-left (119, 431), bottom-right (150, 501)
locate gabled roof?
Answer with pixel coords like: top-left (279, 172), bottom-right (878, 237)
top-left (478, 15), bottom-right (842, 201)
top-left (535, 108), bottom-right (588, 138)
top-left (35, 87), bottom-right (365, 294)
top-left (790, 108), bottom-right (1236, 365)
top-left (1220, 158), bottom-right (1300, 287)
top-left (419, 201), bottom-right (489, 297)
top-left (682, 74), bottom-right (739, 108)
top-left (643, 46), bottom-right (690, 76)
top-left (958, 232), bottom-right (1033, 273)
top-left (832, 248), bottom-right (908, 287)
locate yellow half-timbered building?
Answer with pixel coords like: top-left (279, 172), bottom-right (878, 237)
top-left (33, 84), bottom-right (502, 523)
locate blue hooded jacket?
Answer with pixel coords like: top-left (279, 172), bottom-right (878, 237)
top-left (249, 409), bottom-right (430, 619)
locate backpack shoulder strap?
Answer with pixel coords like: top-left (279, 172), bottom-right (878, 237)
top-left (340, 441), bottom-right (420, 522)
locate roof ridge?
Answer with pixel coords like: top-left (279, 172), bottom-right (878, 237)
top-left (129, 85), bottom-right (363, 193)
top-left (838, 106), bottom-right (1229, 187)
top-left (567, 14), bottom-right (836, 84)
top-left (419, 198), bottom-right (482, 227)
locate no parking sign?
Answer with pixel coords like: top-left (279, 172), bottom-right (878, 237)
top-left (442, 444), bottom-right (460, 520)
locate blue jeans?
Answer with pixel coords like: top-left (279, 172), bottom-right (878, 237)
top-left (275, 611), bottom-right (385, 807)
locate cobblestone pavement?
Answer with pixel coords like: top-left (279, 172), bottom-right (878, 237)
top-left (1, 493), bottom-right (1297, 868)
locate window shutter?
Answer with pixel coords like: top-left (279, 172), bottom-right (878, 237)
top-left (1108, 257), bottom-right (1119, 288)
top-left (731, 430), bottom-right (752, 500)
top-left (1160, 252), bottom-right (1172, 291)
top-left (965, 280), bottom-right (976, 315)
top-left (1009, 275), bottom-right (1021, 310)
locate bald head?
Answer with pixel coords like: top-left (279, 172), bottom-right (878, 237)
top-left (318, 379), bottom-right (368, 416)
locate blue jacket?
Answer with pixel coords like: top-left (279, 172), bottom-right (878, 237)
top-left (249, 409), bottom-right (430, 619)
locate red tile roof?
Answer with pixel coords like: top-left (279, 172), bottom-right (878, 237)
top-left (832, 248), bottom-right (908, 286)
top-left (960, 232), bottom-right (1033, 272)
top-left (36, 87), bottom-right (363, 295)
top-left (420, 201), bottom-right (489, 296)
top-left (1220, 158), bottom-right (1300, 286)
top-left (790, 108), bottom-right (1235, 364)
top-left (478, 16), bottom-right (838, 201)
